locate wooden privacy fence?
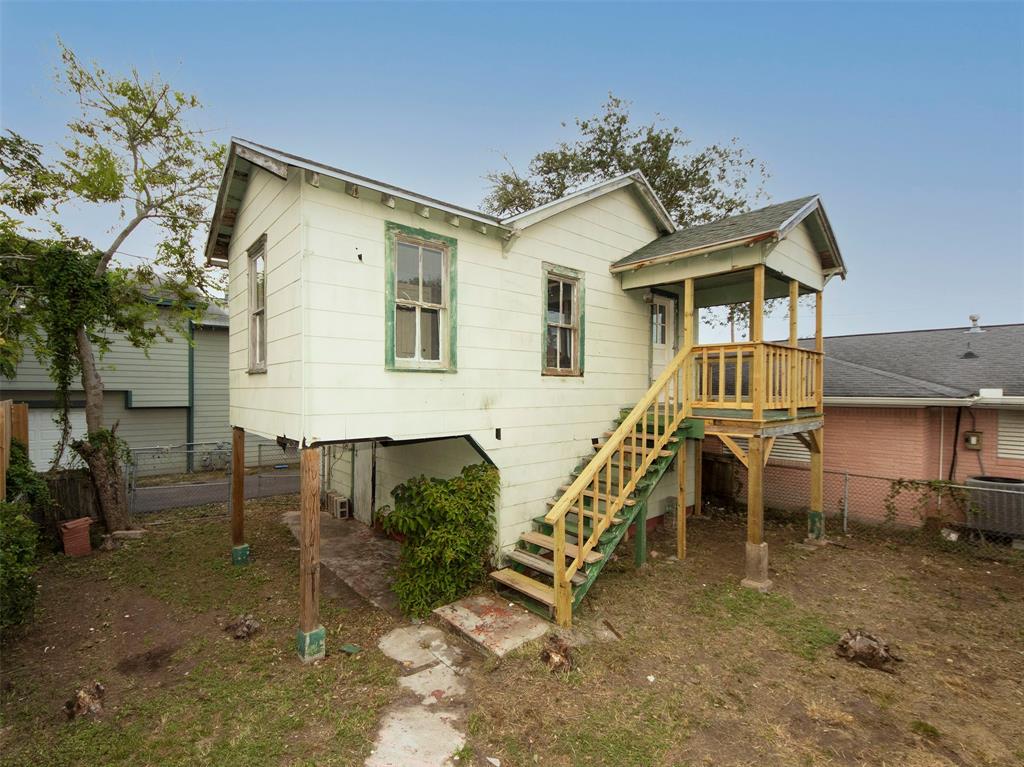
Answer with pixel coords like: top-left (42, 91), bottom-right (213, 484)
top-left (0, 400), bottom-right (30, 499)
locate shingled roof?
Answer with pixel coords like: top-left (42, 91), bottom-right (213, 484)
top-left (807, 324), bottom-right (1024, 399)
top-left (611, 195), bottom-right (844, 275)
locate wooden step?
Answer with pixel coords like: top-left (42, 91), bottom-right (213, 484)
top-left (545, 500), bottom-right (625, 524)
top-left (595, 443), bottom-right (673, 457)
top-left (561, 487), bottom-right (637, 507)
top-left (535, 516), bottom-right (618, 544)
top-left (520, 531), bottom-right (604, 564)
top-left (605, 431), bottom-right (678, 443)
top-left (490, 568), bottom-right (555, 607)
top-left (507, 550), bottom-right (587, 586)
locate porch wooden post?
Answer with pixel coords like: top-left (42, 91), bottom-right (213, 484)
top-left (742, 436), bottom-right (771, 591)
top-left (676, 438), bottom-right (688, 559)
top-left (693, 439), bottom-right (703, 517)
top-left (751, 266), bottom-right (766, 421)
top-left (230, 426), bottom-right (249, 565)
top-left (788, 280), bottom-right (800, 417)
top-left (682, 278), bottom-right (695, 417)
top-left (815, 291), bottom-right (824, 412)
top-left (297, 444), bottom-right (325, 662)
top-left (808, 427), bottom-right (825, 543)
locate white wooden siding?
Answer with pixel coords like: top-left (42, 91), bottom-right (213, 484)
top-left (225, 166), bottom-right (305, 442)
top-left (997, 410), bottom-right (1024, 459)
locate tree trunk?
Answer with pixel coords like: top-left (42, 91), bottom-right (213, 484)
top-left (72, 325), bottom-right (131, 531)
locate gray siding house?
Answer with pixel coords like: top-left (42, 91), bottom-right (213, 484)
top-left (2, 303), bottom-right (271, 474)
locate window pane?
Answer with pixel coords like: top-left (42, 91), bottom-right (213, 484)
top-left (559, 327), bottom-right (573, 370)
top-left (561, 281), bottom-right (573, 324)
top-left (546, 325), bottom-right (558, 368)
top-left (421, 247), bottom-right (444, 305)
top-left (252, 254), bottom-right (266, 310)
top-left (651, 305), bottom-right (666, 344)
top-left (396, 305), bottom-right (416, 358)
top-left (547, 279), bottom-right (561, 324)
top-left (396, 241), bottom-right (419, 301)
top-left (253, 314), bottom-right (265, 366)
top-left (420, 308), bottom-right (440, 361)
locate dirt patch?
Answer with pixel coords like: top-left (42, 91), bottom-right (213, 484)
top-left (115, 642), bottom-right (181, 675)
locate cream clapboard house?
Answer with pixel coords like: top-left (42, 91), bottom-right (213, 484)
top-left (208, 138), bottom-right (845, 656)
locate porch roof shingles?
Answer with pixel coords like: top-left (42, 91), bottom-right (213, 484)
top-left (613, 195), bottom-right (818, 269)
top-left (807, 324), bottom-right (1024, 399)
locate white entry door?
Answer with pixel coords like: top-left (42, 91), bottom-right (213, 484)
top-left (650, 295), bottom-right (675, 381)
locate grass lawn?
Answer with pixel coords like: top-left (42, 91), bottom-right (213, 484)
top-left (2, 499), bottom-right (1023, 766)
top-left (0, 496), bottom-right (402, 767)
top-left (462, 516), bottom-right (1024, 767)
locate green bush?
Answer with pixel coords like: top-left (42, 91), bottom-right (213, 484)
top-left (0, 501), bottom-right (39, 631)
top-left (5, 439), bottom-right (50, 509)
top-left (380, 463), bottom-right (500, 618)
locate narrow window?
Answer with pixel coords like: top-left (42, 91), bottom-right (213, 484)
top-left (248, 235), bottom-right (267, 373)
top-left (385, 222), bottom-right (457, 372)
top-left (543, 264), bottom-right (584, 376)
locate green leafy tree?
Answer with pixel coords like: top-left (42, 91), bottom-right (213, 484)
top-left (484, 94), bottom-right (774, 333)
top-left (0, 42), bottom-right (223, 531)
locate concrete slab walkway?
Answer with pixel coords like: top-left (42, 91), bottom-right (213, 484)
top-left (367, 625), bottom-right (469, 767)
top-left (282, 512), bottom-right (401, 614)
top-left (434, 593), bottom-right (549, 657)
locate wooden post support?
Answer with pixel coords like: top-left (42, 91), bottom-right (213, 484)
top-left (751, 266), bottom-right (766, 421)
top-left (633, 499), bottom-right (648, 568)
top-left (808, 427), bottom-right (825, 543)
top-left (297, 444), bottom-right (326, 662)
top-left (742, 436), bottom-right (771, 591)
top-left (693, 439), bottom-right (703, 517)
top-left (230, 426), bottom-right (249, 565)
top-left (788, 280), bottom-right (800, 417)
top-left (815, 290), bottom-right (824, 412)
top-left (553, 516), bottom-right (572, 628)
top-left (676, 439), bottom-right (688, 559)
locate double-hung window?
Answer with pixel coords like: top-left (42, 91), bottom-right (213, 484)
top-left (543, 263), bottom-right (584, 376)
top-left (247, 235), bottom-right (267, 373)
top-left (385, 222), bottom-right (457, 372)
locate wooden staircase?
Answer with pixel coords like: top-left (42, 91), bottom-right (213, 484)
top-left (489, 337), bottom-right (701, 627)
top-left (490, 410), bottom-right (698, 621)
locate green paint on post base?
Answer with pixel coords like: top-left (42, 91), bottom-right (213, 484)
top-left (296, 626), bottom-right (326, 663)
top-left (806, 510), bottom-right (824, 541)
top-left (231, 544), bottom-right (250, 566)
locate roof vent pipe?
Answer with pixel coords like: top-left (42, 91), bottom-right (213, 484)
top-left (966, 314), bottom-right (984, 333)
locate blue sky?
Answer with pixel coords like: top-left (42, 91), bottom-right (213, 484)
top-left (2, 1), bottom-right (1022, 340)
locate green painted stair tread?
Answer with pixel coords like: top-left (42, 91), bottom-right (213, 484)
top-left (559, 487), bottom-right (637, 507)
top-left (603, 431), bottom-right (679, 443)
top-left (489, 568), bottom-right (555, 607)
top-left (534, 516), bottom-right (618, 543)
top-left (519, 531), bottom-right (604, 564)
top-left (545, 499), bottom-right (626, 524)
top-left (594, 443), bottom-right (673, 457)
top-left (507, 549), bottom-right (587, 586)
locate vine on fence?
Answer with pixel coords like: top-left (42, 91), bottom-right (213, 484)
top-left (883, 478), bottom-right (979, 526)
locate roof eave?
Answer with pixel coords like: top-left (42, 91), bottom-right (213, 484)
top-left (608, 229), bottom-right (776, 274)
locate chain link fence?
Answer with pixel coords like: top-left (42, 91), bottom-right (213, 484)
top-left (702, 452), bottom-right (1024, 555)
top-left (127, 441), bottom-right (300, 514)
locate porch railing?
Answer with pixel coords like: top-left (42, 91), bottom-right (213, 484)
top-left (690, 342), bottom-right (822, 415)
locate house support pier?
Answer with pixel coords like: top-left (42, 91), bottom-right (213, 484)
top-left (297, 444), bottom-right (326, 663)
top-left (230, 426), bottom-right (249, 565)
top-left (741, 436), bottom-right (772, 591)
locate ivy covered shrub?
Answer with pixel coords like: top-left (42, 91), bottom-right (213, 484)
top-left (380, 463), bottom-right (500, 618)
top-left (0, 501), bottom-right (39, 631)
top-left (5, 440), bottom-right (50, 509)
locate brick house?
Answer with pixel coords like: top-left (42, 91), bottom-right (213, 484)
top-left (706, 321), bottom-right (1024, 526)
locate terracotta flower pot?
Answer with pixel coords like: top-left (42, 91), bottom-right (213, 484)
top-left (60, 517), bottom-right (93, 557)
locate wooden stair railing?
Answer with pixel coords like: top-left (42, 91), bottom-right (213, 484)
top-left (544, 342), bottom-right (696, 626)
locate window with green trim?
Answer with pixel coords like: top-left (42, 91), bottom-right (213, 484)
top-left (247, 234), bottom-right (267, 373)
top-left (385, 222), bottom-right (457, 372)
top-left (542, 263), bottom-right (584, 376)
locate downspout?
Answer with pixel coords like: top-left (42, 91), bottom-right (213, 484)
top-left (186, 318), bottom-right (195, 472)
top-left (948, 406), bottom-right (964, 482)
